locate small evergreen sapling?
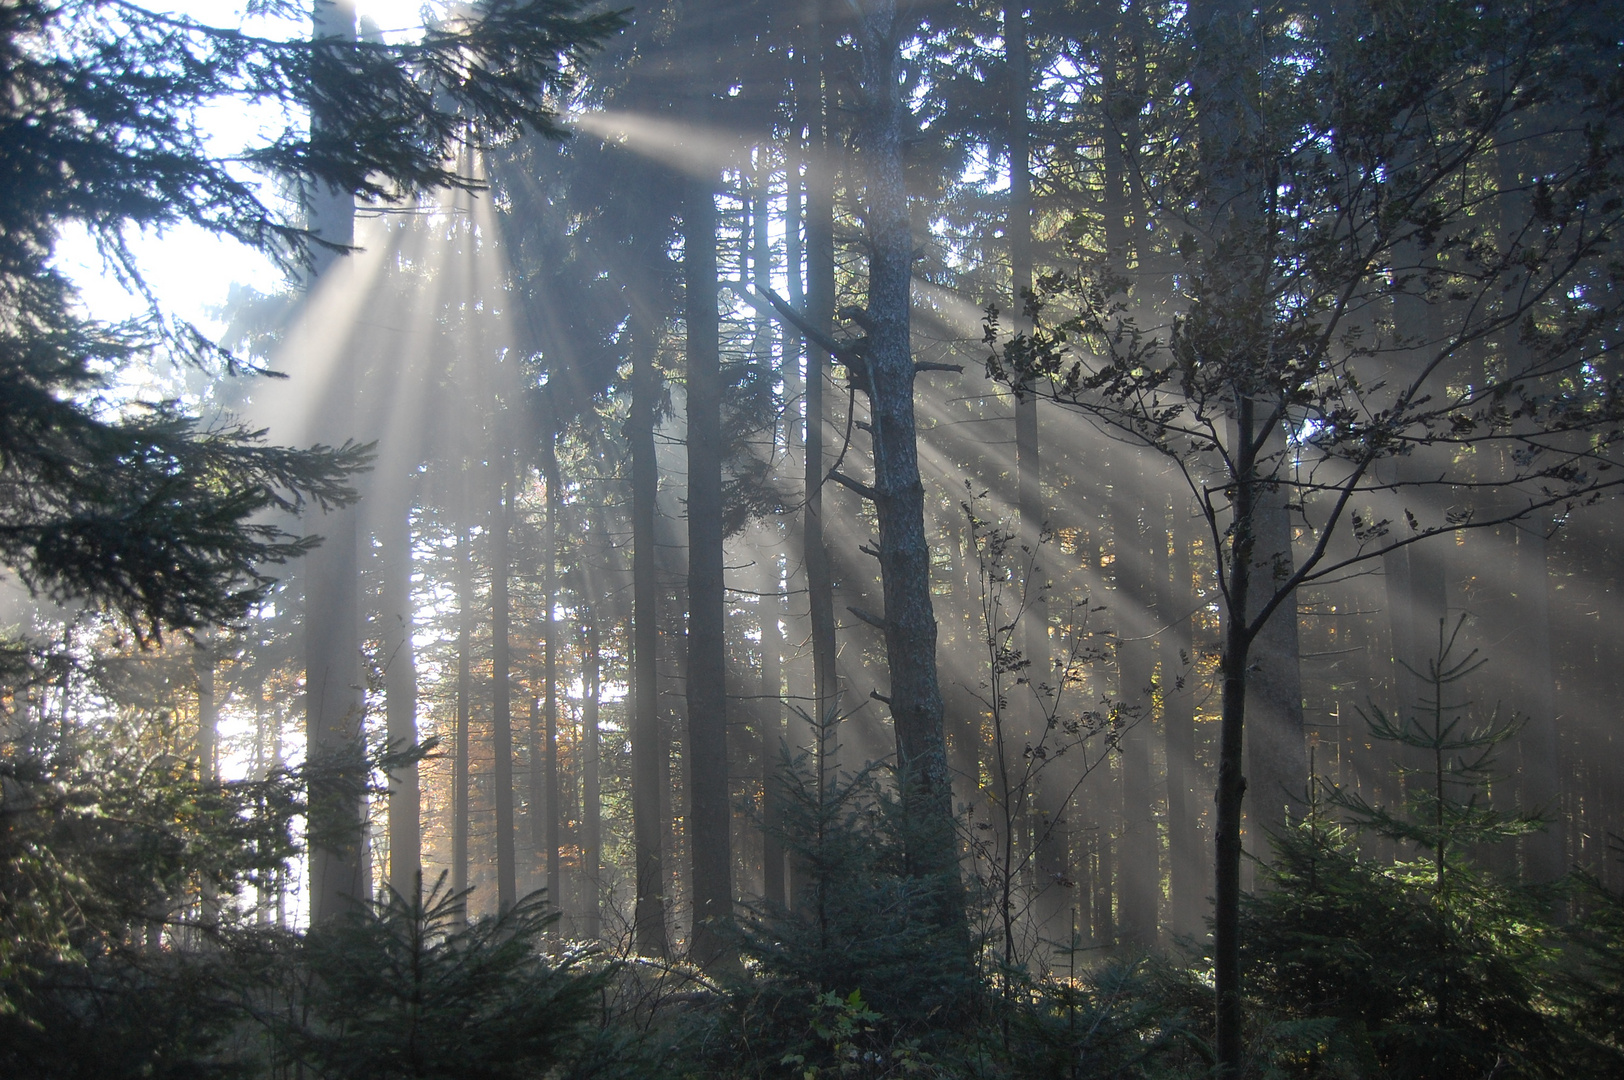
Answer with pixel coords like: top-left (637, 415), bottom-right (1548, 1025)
top-left (277, 873), bottom-right (606, 1080)
top-left (732, 702), bottom-right (973, 1075)
top-left (1242, 617), bottom-right (1562, 1078)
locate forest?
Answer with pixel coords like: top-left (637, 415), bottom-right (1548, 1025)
top-left (3, 0), bottom-right (1624, 1076)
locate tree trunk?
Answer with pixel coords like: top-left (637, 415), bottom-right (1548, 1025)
top-left (851, 1), bottom-right (961, 932)
top-left (685, 172), bottom-right (733, 968)
top-left (1493, 143), bottom-right (1563, 885)
top-left (194, 630), bottom-right (219, 929)
top-left (1162, 496), bottom-right (1203, 939)
top-left (804, 10), bottom-right (839, 735)
top-left (1114, 494), bottom-right (1160, 949)
top-left (1243, 431), bottom-right (1307, 839)
top-left (1102, 46), bottom-right (1159, 949)
top-left (453, 459), bottom-right (473, 911)
top-left (1008, 0), bottom-right (1069, 954)
top-left (381, 493), bottom-right (420, 900)
top-left (582, 596), bottom-right (603, 939)
top-left (304, 0), bottom-right (366, 927)
top-left (629, 303), bottom-right (669, 956)
top-left (1513, 518), bottom-right (1562, 882)
top-left (195, 632), bottom-right (216, 785)
top-left (542, 427), bottom-right (563, 912)
top-left (760, 543), bottom-right (786, 905)
top-left (489, 437), bottom-right (518, 915)
top-left (1214, 399), bottom-right (1261, 1073)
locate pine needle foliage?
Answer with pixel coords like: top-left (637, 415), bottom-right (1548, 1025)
top-left (1241, 619), bottom-right (1564, 1078)
top-left (0, 0), bottom-right (622, 639)
top-left (0, 712), bottom-right (302, 989)
top-left (1560, 858), bottom-right (1624, 1072)
top-left (275, 874), bottom-right (608, 1080)
top-left (728, 706), bottom-right (975, 1076)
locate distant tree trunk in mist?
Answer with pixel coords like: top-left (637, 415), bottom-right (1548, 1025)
top-left (767, 194), bottom-right (801, 914)
top-left (759, 545), bottom-right (785, 904)
top-left (1070, 527), bottom-right (1113, 946)
top-left (195, 633), bottom-right (216, 784)
top-left (541, 427), bottom-right (563, 912)
top-left (1009, 0), bottom-right (1068, 951)
top-left (685, 172), bottom-right (733, 969)
top-left (190, 629), bottom-right (221, 926)
top-left (629, 306), bottom-right (668, 956)
top-left (850, 2), bottom-right (962, 934)
top-left (759, 163), bottom-right (787, 908)
top-left (489, 442), bottom-right (518, 914)
top-left (1113, 495), bottom-right (1159, 949)
top-left (581, 596), bottom-right (603, 939)
top-left (304, 0), bottom-right (365, 926)
top-left (1513, 519), bottom-right (1562, 881)
top-left (381, 495), bottom-right (421, 899)
top-left (1383, 274), bottom-right (1449, 735)
top-left (804, 14), bottom-right (839, 737)
top-left (1242, 432), bottom-right (1307, 840)
top-left (1162, 498), bottom-right (1203, 938)
top-left (527, 658), bottom-right (542, 890)
top-left (1492, 148), bottom-right (1563, 885)
top-left (1008, 0), bottom-right (1038, 612)
top-left (453, 471), bottom-right (474, 907)
top-left (1101, 48), bottom-right (1159, 949)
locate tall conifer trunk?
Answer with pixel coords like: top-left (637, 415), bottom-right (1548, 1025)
top-left (685, 171), bottom-right (732, 968)
top-left (759, 544), bottom-right (785, 902)
top-left (1243, 425), bottom-right (1307, 840)
top-left (305, 0), bottom-right (366, 926)
top-left (1162, 498), bottom-right (1202, 938)
top-left (453, 460), bottom-right (473, 911)
top-left (804, 7), bottom-right (839, 739)
top-left (195, 633), bottom-right (216, 785)
top-left (629, 304), bottom-right (669, 956)
top-left (582, 593), bottom-right (603, 939)
top-left (756, 157), bottom-right (788, 908)
top-left (381, 494), bottom-right (420, 899)
top-left (1101, 45), bottom-right (1160, 949)
top-left (849, 1), bottom-right (961, 931)
top-left (489, 432), bottom-right (517, 914)
top-left (541, 426), bottom-right (563, 912)
top-left (1113, 493), bottom-right (1160, 948)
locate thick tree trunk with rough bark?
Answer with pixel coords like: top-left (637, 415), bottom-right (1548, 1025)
top-left (850, 1), bottom-right (961, 930)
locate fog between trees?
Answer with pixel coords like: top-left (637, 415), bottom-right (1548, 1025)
top-left (5, 0), bottom-right (1624, 1076)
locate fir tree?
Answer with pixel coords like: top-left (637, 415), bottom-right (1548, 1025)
top-left (0, 0), bottom-right (621, 639)
top-left (1242, 618), bottom-right (1563, 1078)
top-left (277, 874), bottom-right (607, 1080)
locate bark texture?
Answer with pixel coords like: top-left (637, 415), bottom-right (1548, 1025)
top-left (851, 1), bottom-right (961, 927)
